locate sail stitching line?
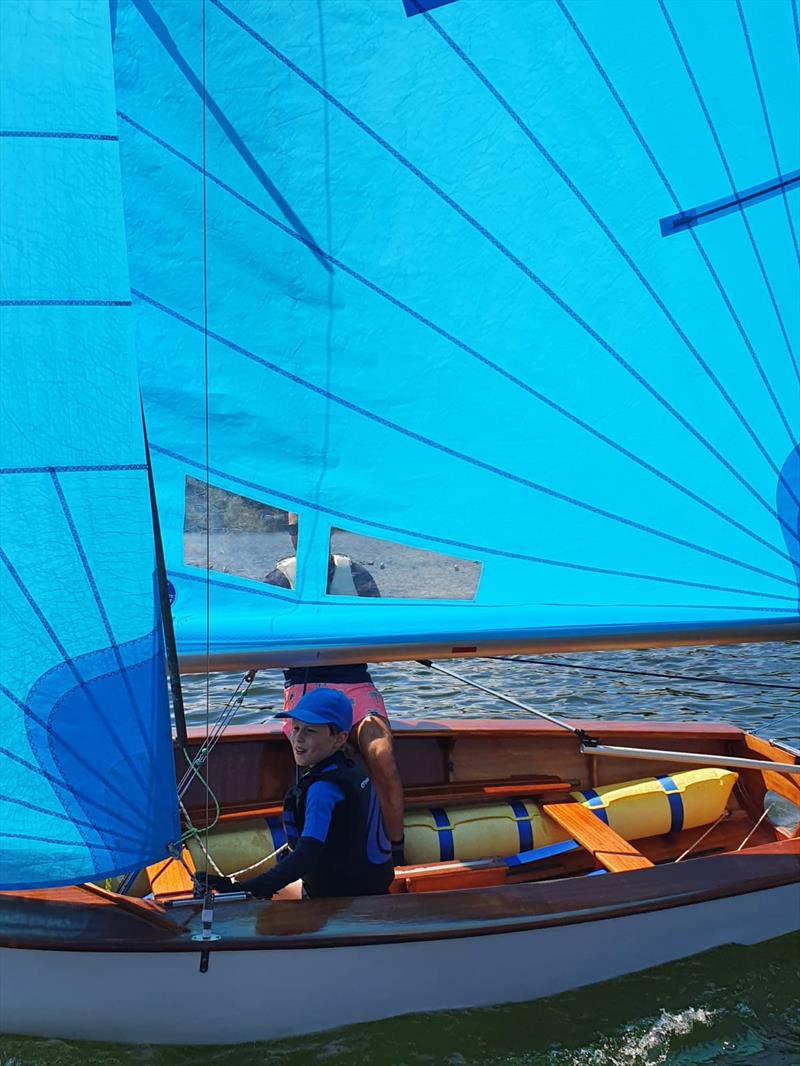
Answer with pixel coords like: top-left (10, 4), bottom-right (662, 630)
top-left (0, 726), bottom-right (149, 842)
top-left (658, 0), bottom-right (800, 385)
top-left (154, 446), bottom-right (796, 603)
top-left (117, 110), bottom-right (797, 561)
top-left (0, 130), bottom-right (118, 140)
top-left (209, 0), bottom-right (800, 522)
top-left (0, 830), bottom-right (124, 850)
top-left (169, 566), bottom-right (794, 609)
top-left (0, 300), bottom-right (132, 306)
top-left (419, 1), bottom-right (799, 455)
top-left (134, 290), bottom-right (796, 588)
top-left (735, 0), bottom-right (800, 268)
top-left (0, 793), bottom-right (146, 849)
top-left (49, 471), bottom-right (155, 784)
top-left (556, 0), bottom-right (800, 397)
top-left (0, 549), bottom-right (151, 796)
top-left (130, 0), bottom-right (331, 276)
top-left (0, 670), bottom-right (158, 836)
top-left (1, 464), bottom-right (147, 473)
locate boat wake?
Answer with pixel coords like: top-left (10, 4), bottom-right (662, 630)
top-left (552, 1006), bottom-right (717, 1066)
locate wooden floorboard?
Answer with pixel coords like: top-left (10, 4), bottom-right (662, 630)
top-left (542, 802), bottom-right (654, 873)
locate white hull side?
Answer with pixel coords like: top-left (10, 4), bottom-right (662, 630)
top-left (1, 884), bottom-right (798, 1046)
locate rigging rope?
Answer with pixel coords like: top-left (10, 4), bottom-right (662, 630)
top-left (416, 659), bottom-right (599, 744)
top-left (490, 656), bottom-right (800, 693)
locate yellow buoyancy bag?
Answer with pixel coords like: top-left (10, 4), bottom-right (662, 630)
top-left (185, 814), bottom-right (287, 880)
top-left (181, 767), bottom-right (737, 876)
top-left (403, 768), bottom-right (737, 865)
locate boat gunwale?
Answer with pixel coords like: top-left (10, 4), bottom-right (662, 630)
top-left (1, 839), bottom-right (797, 954)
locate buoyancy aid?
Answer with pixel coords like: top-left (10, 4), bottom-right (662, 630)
top-left (276, 555), bottom-right (358, 595)
top-left (283, 752), bottom-right (394, 897)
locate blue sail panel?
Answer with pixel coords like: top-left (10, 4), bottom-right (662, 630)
top-left (112, 0), bottom-right (799, 666)
top-left (0, 0), bottom-right (179, 888)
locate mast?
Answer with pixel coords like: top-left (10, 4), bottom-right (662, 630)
top-left (141, 404), bottom-right (189, 749)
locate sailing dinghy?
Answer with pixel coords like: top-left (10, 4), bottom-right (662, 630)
top-left (1, 0), bottom-right (799, 1045)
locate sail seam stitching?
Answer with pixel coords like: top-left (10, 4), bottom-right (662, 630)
top-left (210, 0), bottom-right (800, 526)
top-left (422, 2), bottom-right (799, 454)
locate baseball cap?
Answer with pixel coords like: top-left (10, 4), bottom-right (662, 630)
top-left (275, 687), bottom-right (353, 733)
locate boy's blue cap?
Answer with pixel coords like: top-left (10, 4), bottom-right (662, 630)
top-left (276, 688), bottom-right (353, 733)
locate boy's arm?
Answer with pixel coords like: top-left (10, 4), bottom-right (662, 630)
top-left (240, 781), bottom-right (343, 899)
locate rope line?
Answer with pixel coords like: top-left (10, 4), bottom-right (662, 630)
top-left (134, 289), bottom-right (796, 590)
top-left (117, 111), bottom-right (797, 559)
top-left (735, 0), bottom-right (800, 269)
top-left (201, 0), bottom-right (212, 895)
top-left (211, 0), bottom-right (800, 523)
top-left (658, 0), bottom-right (800, 388)
top-left (491, 656), bottom-right (800, 692)
top-left (422, 2), bottom-right (799, 469)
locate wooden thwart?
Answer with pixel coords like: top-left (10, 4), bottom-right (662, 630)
top-left (146, 847), bottom-right (196, 900)
top-left (542, 802), bottom-right (654, 873)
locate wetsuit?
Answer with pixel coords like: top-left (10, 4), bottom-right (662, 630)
top-left (236, 752), bottom-right (394, 899)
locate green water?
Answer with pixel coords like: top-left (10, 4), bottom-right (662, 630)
top-left (2, 645), bottom-right (798, 1064)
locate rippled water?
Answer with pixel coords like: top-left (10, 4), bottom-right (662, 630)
top-left (3, 642), bottom-right (798, 1065)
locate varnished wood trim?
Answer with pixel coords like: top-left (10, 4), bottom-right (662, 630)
top-left (542, 803), bottom-right (654, 873)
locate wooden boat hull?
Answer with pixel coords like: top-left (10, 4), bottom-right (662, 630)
top-left (0, 842), bottom-right (798, 1045)
top-left (1, 719), bottom-right (798, 1044)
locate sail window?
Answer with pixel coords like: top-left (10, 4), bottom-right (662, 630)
top-left (327, 528), bottom-right (481, 600)
top-left (183, 477), bottom-right (297, 588)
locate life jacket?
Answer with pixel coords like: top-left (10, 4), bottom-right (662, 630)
top-left (276, 555), bottom-right (358, 595)
top-left (283, 752), bottom-right (394, 898)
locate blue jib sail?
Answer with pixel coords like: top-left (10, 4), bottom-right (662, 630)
top-left (0, 1), bottom-right (179, 889)
top-left (112, 0), bottom-right (800, 669)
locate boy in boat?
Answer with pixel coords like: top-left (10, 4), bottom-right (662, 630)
top-left (200, 688), bottom-right (395, 899)
top-left (264, 512), bottom-right (406, 863)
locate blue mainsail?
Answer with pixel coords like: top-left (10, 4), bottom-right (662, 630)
top-left (112, 0), bottom-right (800, 668)
top-left (0, 1), bottom-right (180, 888)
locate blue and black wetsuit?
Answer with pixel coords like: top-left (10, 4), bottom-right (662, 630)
top-left (241, 752), bottom-right (394, 899)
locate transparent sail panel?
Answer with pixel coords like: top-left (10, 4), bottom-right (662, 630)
top-left (328, 529), bottom-right (481, 600)
top-left (183, 477), bottom-right (296, 587)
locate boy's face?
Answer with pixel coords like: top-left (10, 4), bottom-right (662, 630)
top-left (288, 719), bottom-right (347, 768)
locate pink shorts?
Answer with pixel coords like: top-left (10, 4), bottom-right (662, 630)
top-left (282, 682), bottom-right (388, 736)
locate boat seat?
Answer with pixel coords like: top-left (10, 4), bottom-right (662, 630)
top-left (542, 802), bottom-right (654, 873)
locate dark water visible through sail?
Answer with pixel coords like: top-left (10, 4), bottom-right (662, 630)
top-left (3, 643), bottom-right (798, 1065)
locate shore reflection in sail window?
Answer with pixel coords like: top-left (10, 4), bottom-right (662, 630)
top-left (327, 528), bottom-right (481, 600)
top-left (183, 476), bottom-right (297, 588)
